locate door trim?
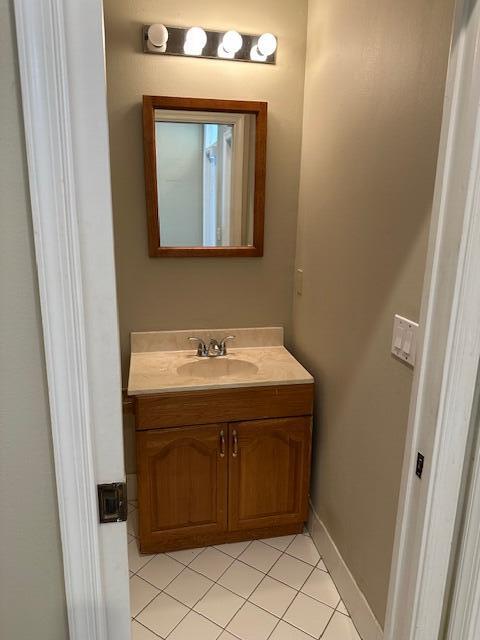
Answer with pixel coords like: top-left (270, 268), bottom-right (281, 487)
top-left (384, 1), bottom-right (480, 637)
top-left (13, 1), bottom-right (128, 639)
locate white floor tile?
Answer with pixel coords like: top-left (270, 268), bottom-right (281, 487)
top-left (227, 602), bottom-right (278, 640)
top-left (283, 593), bottom-right (333, 638)
top-left (218, 632), bottom-right (239, 640)
top-left (166, 546), bottom-right (204, 565)
top-left (337, 600), bottom-right (349, 616)
top-left (137, 553), bottom-right (184, 590)
top-left (168, 610), bottom-right (222, 640)
top-left (249, 576), bottom-right (296, 617)
top-left (215, 540), bottom-right (251, 558)
top-left (131, 619), bottom-right (158, 640)
top-left (129, 575), bottom-right (159, 617)
top-left (128, 534), bottom-right (135, 544)
top-left (286, 534), bottom-right (320, 565)
top-left (218, 560), bottom-right (264, 598)
top-left (269, 620), bottom-right (315, 640)
top-left (301, 568), bottom-right (340, 608)
top-left (238, 540), bottom-right (282, 573)
top-left (317, 559), bottom-right (328, 572)
top-left (261, 535), bottom-right (295, 552)
top-left (165, 567), bottom-right (214, 607)
top-left (194, 583), bottom-right (245, 627)
top-left (322, 611), bottom-right (361, 640)
top-left (127, 539), bottom-right (154, 574)
top-left (189, 547), bottom-right (234, 581)
top-left (127, 509), bottom-right (139, 537)
top-left (268, 554), bottom-right (313, 590)
top-left (128, 502), bottom-right (137, 514)
top-left (136, 592), bottom-right (189, 638)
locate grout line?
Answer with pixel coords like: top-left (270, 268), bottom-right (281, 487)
top-left (222, 599), bottom-right (250, 637)
top-left (134, 564), bottom-right (190, 598)
top-left (133, 590), bottom-right (164, 622)
top-left (281, 591), bottom-right (336, 639)
top-left (132, 618), bottom-right (163, 638)
top-left (266, 618), bottom-right (282, 640)
top-left (319, 607), bottom-right (338, 638)
top-left (163, 600), bottom-right (230, 639)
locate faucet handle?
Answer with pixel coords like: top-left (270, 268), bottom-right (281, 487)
top-left (219, 335), bottom-right (236, 356)
top-left (188, 336), bottom-right (207, 357)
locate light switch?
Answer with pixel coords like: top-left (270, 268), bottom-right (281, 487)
top-left (403, 330), bottom-right (413, 355)
top-left (391, 315), bottom-right (419, 366)
top-left (393, 328), bottom-right (403, 350)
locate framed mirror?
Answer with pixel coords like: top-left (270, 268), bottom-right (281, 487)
top-left (143, 96), bottom-right (267, 257)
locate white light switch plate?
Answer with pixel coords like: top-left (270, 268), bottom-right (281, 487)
top-left (392, 314), bottom-right (419, 367)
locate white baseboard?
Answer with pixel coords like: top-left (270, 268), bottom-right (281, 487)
top-left (126, 474), bottom-right (137, 501)
top-left (308, 503), bottom-right (383, 640)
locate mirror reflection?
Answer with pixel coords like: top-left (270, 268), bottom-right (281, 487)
top-left (154, 110), bottom-right (256, 247)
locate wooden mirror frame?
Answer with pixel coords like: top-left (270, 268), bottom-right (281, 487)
top-left (143, 96), bottom-right (267, 257)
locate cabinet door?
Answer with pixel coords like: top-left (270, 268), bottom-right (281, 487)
top-left (228, 417), bottom-right (312, 531)
top-left (137, 424), bottom-right (228, 552)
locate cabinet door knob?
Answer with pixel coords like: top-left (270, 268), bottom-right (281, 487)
top-left (232, 430), bottom-right (238, 457)
top-left (219, 430), bottom-right (225, 457)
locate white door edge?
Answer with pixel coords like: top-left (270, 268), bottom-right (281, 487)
top-left (384, 0), bottom-right (480, 638)
top-left (13, 1), bottom-right (129, 639)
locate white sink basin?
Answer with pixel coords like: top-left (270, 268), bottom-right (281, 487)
top-left (177, 358), bottom-right (259, 379)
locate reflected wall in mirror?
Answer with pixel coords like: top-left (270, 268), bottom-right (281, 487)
top-left (143, 96), bottom-right (267, 257)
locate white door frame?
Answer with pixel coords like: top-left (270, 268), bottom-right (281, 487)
top-left (384, 0), bottom-right (480, 638)
top-left (12, 0), bottom-right (480, 639)
top-left (13, 1), bottom-right (130, 639)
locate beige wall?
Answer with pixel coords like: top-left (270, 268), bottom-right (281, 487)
top-left (103, 0), bottom-right (308, 381)
top-left (292, 0), bottom-right (454, 626)
top-left (0, 1), bottom-right (68, 637)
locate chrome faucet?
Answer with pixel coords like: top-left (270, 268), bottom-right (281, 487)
top-left (188, 337), bottom-right (208, 357)
top-left (188, 335), bottom-right (235, 357)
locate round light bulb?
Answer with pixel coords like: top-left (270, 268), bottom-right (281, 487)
top-left (222, 30), bottom-right (243, 54)
top-left (218, 44), bottom-right (234, 59)
top-left (250, 45), bottom-right (267, 62)
top-left (147, 23), bottom-right (169, 48)
top-left (257, 32), bottom-right (277, 57)
top-left (185, 26), bottom-right (207, 50)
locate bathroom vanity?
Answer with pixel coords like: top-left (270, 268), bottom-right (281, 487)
top-left (128, 328), bottom-right (314, 554)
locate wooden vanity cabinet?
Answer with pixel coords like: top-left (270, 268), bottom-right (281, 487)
top-left (135, 384), bottom-right (313, 553)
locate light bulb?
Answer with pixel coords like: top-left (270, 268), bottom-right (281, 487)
top-left (257, 32), bottom-right (277, 57)
top-left (218, 44), bottom-right (234, 59)
top-left (147, 23), bottom-right (169, 48)
top-left (185, 26), bottom-right (207, 50)
top-left (250, 45), bottom-right (267, 62)
top-left (221, 30), bottom-right (243, 54)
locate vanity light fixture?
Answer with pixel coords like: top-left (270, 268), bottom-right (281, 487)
top-left (142, 24), bottom-right (277, 65)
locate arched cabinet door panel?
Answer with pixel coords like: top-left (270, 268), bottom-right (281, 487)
top-left (228, 417), bottom-right (312, 531)
top-left (137, 424), bottom-right (227, 552)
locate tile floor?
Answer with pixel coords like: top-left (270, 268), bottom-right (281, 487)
top-left (127, 501), bottom-right (361, 640)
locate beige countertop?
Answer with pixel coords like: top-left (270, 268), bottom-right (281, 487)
top-left (127, 328), bottom-right (313, 395)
